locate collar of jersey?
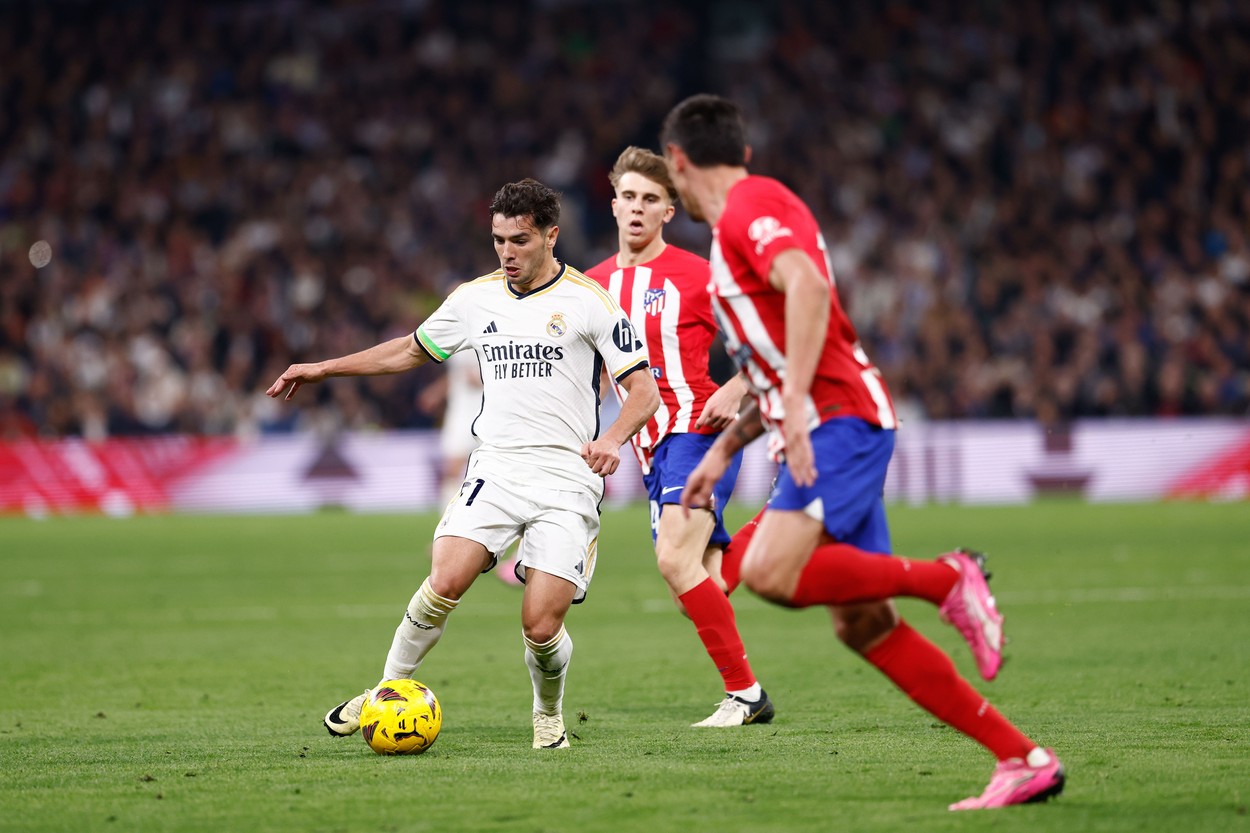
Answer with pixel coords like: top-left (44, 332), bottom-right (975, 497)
top-left (506, 261), bottom-right (566, 299)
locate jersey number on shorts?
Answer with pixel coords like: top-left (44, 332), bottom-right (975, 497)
top-left (462, 478), bottom-right (485, 506)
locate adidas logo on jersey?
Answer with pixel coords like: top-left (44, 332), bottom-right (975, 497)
top-left (483, 321), bottom-right (498, 334)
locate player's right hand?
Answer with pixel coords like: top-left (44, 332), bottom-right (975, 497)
top-left (781, 414), bottom-right (817, 487)
top-left (266, 363), bottom-right (326, 401)
top-left (580, 437), bottom-right (622, 477)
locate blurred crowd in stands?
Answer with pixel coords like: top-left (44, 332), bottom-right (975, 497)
top-left (1, 0), bottom-right (1247, 440)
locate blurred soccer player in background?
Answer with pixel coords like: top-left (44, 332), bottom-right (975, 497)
top-left (268, 179), bottom-right (659, 750)
top-left (665, 95), bottom-right (1064, 810)
top-left (586, 147), bottom-right (772, 728)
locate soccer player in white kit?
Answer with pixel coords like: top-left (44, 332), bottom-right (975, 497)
top-left (586, 147), bottom-right (773, 728)
top-left (267, 179), bottom-right (660, 749)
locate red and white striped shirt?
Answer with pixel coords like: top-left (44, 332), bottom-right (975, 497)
top-left (587, 245), bottom-right (720, 472)
top-left (710, 176), bottom-right (896, 458)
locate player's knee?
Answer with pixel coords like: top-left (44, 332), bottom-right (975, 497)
top-left (425, 576), bottom-right (464, 602)
top-left (521, 619), bottom-right (564, 646)
top-left (741, 560), bottom-right (795, 604)
top-left (654, 544), bottom-right (696, 590)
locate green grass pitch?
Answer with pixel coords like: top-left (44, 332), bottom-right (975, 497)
top-left (1, 502), bottom-right (1248, 832)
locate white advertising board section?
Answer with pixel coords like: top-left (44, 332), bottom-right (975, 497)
top-left (885, 418), bottom-right (1250, 504)
top-left (162, 418), bottom-right (1250, 514)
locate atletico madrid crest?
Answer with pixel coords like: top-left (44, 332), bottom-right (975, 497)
top-left (644, 288), bottom-right (666, 316)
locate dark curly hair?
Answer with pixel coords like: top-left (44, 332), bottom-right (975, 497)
top-left (489, 178), bottom-right (562, 230)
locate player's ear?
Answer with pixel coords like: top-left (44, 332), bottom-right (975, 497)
top-left (662, 203), bottom-right (675, 224)
top-left (546, 224), bottom-right (559, 249)
top-left (664, 144), bottom-right (685, 171)
top-left (743, 145), bottom-right (752, 165)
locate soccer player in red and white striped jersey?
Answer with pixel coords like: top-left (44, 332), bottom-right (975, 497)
top-left (586, 147), bottom-right (774, 728)
top-left (665, 95), bottom-right (1064, 810)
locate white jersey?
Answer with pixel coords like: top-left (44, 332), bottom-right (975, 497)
top-left (416, 263), bottom-right (649, 496)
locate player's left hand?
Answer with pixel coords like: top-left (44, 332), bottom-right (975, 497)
top-left (580, 438), bottom-right (621, 477)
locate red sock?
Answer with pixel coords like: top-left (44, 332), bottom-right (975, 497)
top-left (790, 543), bottom-right (957, 608)
top-left (864, 620), bottom-right (1034, 761)
top-left (720, 509), bottom-right (764, 596)
top-left (678, 577), bottom-right (756, 691)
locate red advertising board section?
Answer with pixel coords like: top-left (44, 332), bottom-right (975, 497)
top-left (0, 437), bottom-right (236, 516)
top-left (1166, 433), bottom-right (1250, 500)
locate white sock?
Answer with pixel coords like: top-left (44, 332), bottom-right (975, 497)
top-left (524, 627), bottom-right (572, 716)
top-left (1026, 747), bottom-right (1052, 767)
top-left (729, 682), bottom-right (762, 702)
top-left (383, 578), bottom-right (459, 680)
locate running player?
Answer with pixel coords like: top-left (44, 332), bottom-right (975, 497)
top-left (664, 95), bottom-right (1065, 810)
top-left (268, 178), bottom-right (660, 750)
top-left (586, 147), bottom-right (772, 727)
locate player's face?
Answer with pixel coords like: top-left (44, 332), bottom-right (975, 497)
top-left (663, 146), bottom-right (704, 223)
top-left (492, 213), bottom-right (558, 290)
top-left (611, 171), bottom-right (675, 251)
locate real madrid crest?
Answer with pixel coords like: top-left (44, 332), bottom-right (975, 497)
top-left (547, 313), bottom-right (567, 337)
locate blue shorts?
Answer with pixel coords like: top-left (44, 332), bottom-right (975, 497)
top-left (643, 432), bottom-right (743, 547)
top-left (769, 418), bottom-right (895, 554)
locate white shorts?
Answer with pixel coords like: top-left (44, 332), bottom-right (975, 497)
top-left (434, 473), bottom-right (601, 603)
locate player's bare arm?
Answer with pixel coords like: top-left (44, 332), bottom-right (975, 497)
top-left (266, 334), bottom-right (429, 401)
top-left (581, 367), bottom-right (660, 476)
top-left (695, 372), bottom-right (751, 429)
top-left (681, 401), bottom-right (766, 513)
top-left (768, 248), bottom-right (830, 487)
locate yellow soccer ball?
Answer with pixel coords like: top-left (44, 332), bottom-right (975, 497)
top-left (359, 679), bottom-right (441, 755)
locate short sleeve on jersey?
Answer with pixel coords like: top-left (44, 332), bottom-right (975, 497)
top-left (725, 188), bottom-right (807, 280)
top-left (580, 291), bottom-right (648, 382)
top-left (415, 295), bottom-right (471, 363)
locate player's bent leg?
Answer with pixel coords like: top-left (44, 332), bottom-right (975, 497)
top-left (701, 547), bottom-right (728, 595)
top-left (654, 506), bottom-right (770, 726)
top-left (654, 504), bottom-right (717, 597)
top-left (428, 535), bottom-right (495, 599)
top-left (330, 537), bottom-right (491, 738)
top-left (381, 536), bottom-right (489, 682)
top-left (830, 599), bottom-right (900, 654)
top-left (521, 569), bottom-right (577, 749)
top-left (739, 509), bottom-right (824, 605)
top-left (720, 507), bottom-right (764, 596)
top-left (847, 607), bottom-right (1046, 803)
